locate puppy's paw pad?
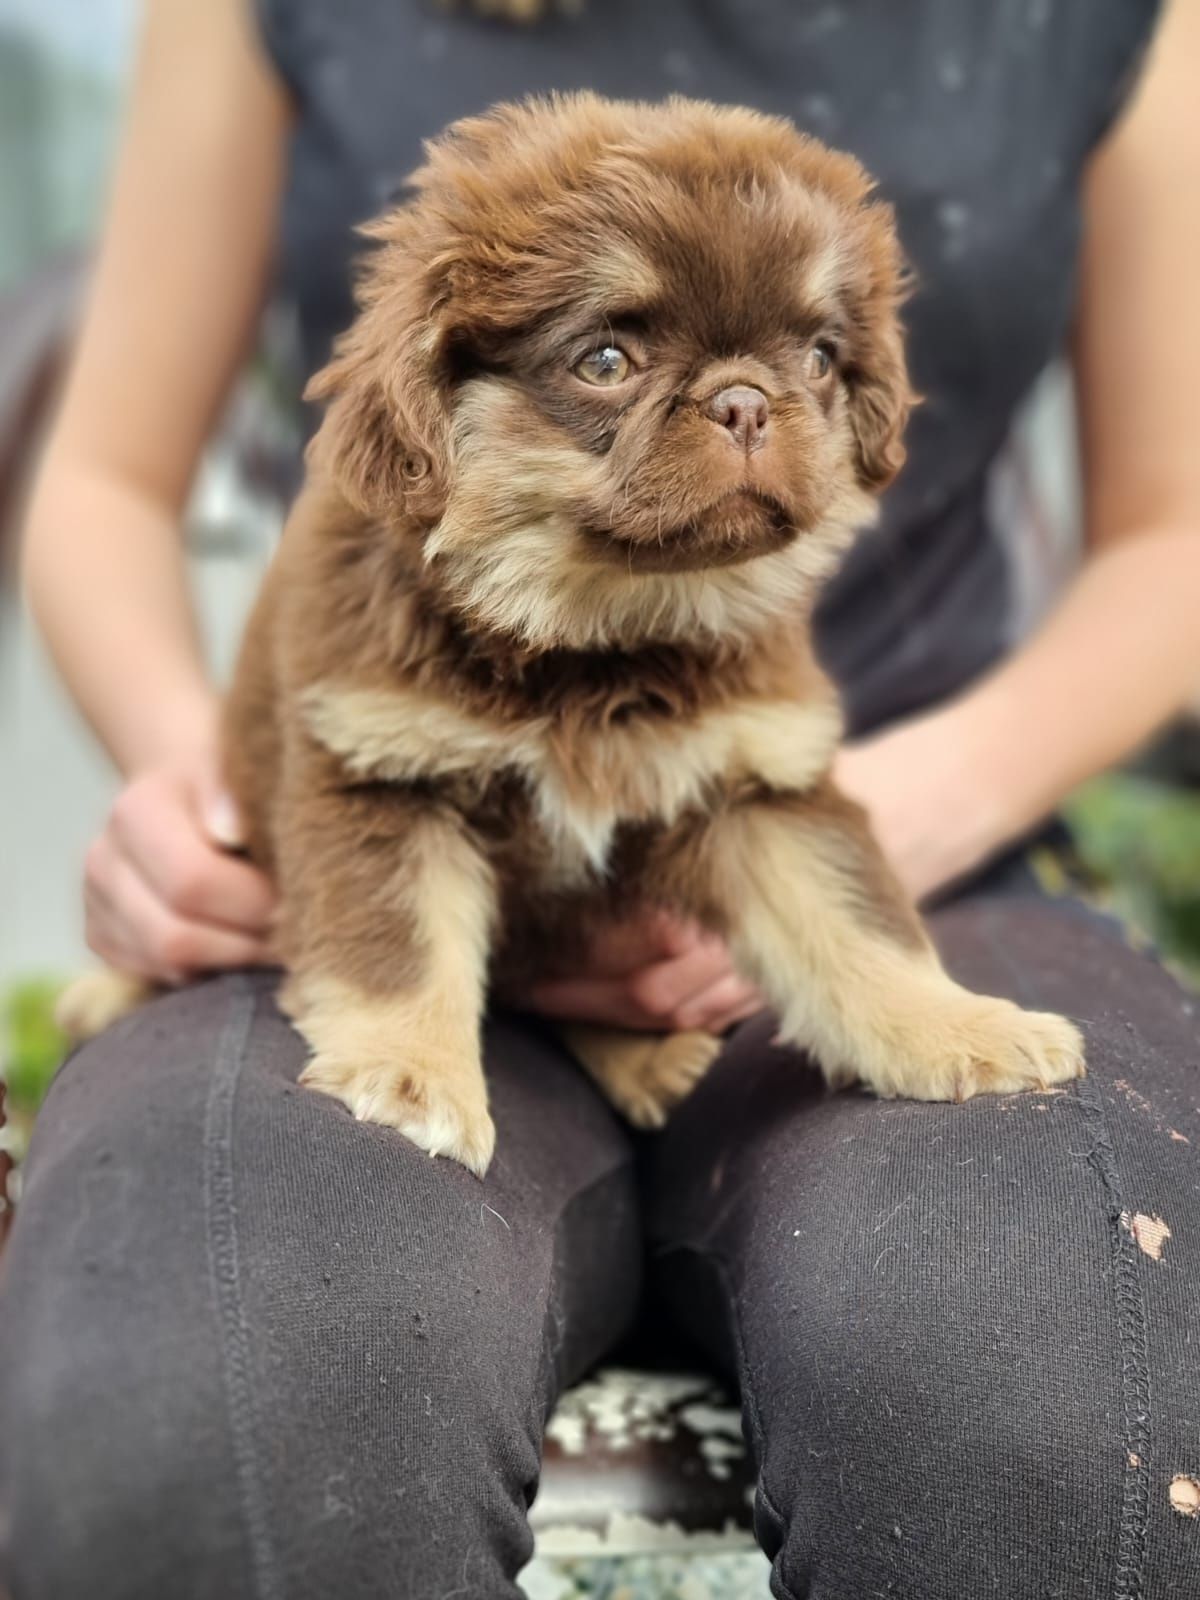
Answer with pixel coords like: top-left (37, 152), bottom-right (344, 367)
top-left (300, 1052), bottom-right (495, 1175)
top-left (56, 970), bottom-right (155, 1041)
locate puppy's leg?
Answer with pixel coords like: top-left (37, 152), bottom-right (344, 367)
top-left (279, 785), bottom-right (498, 1175)
top-left (559, 1024), bottom-right (721, 1129)
top-left (656, 782), bottom-right (1084, 1102)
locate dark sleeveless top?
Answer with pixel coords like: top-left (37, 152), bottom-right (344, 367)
top-left (256, 0), bottom-right (1159, 736)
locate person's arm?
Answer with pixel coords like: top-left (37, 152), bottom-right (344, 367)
top-left (23, 0), bottom-right (291, 979)
top-left (24, 0), bottom-right (289, 772)
top-left (837, 0), bottom-right (1200, 901)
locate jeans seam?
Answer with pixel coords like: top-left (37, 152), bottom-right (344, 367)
top-left (203, 978), bottom-right (283, 1600)
top-left (1077, 1072), bottom-right (1153, 1600)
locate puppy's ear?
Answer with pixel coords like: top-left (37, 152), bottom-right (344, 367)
top-left (845, 209), bottom-right (916, 493)
top-left (304, 226), bottom-right (453, 523)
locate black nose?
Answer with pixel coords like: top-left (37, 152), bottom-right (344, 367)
top-left (705, 385), bottom-right (770, 451)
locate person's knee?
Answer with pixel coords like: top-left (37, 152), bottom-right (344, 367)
top-left (753, 1272), bottom-right (1106, 1598)
top-left (0, 980), bottom-right (593, 1596)
top-left (0, 1014), bottom-right (256, 1596)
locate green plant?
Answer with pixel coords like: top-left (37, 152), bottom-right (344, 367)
top-left (2, 977), bottom-right (69, 1115)
top-left (1059, 773), bottom-right (1200, 983)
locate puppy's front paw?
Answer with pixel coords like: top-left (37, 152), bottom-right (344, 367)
top-left (290, 980), bottom-right (495, 1175)
top-left (863, 994), bottom-right (1085, 1103)
top-left (300, 1047), bottom-right (496, 1175)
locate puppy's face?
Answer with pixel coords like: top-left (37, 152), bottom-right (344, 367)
top-left (311, 95), bottom-right (913, 649)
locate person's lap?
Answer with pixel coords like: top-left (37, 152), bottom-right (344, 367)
top-left (645, 888), bottom-right (1200, 1597)
top-left (2, 877), bottom-right (1197, 1599)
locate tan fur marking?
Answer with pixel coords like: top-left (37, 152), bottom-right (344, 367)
top-left (304, 681), bottom-right (842, 886)
top-left (580, 241), bottom-right (664, 310)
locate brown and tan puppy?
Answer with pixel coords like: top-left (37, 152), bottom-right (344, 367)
top-left (62, 94), bottom-right (1084, 1173)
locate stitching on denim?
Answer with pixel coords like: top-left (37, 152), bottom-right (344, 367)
top-left (203, 979), bottom-right (283, 1600)
top-left (654, 1241), bottom-right (802, 1600)
top-left (1077, 1073), bottom-right (1153, 1600)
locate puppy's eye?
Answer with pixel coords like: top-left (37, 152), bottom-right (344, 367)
top-left (573, 345), bottom-right (632, 387)
top-left (808, 340), bottom-right (837, 381)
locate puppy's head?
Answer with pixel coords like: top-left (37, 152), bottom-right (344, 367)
top-left (309, 94), bottom-right (913, 649)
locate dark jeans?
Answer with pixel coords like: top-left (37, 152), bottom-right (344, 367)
top-left (2, 874), bottom-right (1199, 1599)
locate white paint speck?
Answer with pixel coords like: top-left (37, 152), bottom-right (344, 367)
top-left (800, 94), bottom-right (836, 130)
top-left (419, 26), bottom-right (449, 61)
top-left (937, 200), bottom-right (971, 260)
top-left (796, 5), bottom-right (846, 41)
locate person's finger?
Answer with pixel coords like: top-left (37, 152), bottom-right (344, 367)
top-left (674, 972), bottom-right (765, 1033)
top-left (520, 975), bottom-right (657, 1030)
top-left (525, 936), bottom-right (735, 1030)
top-left (620, 936), bottom-right (735, 1025)
top-left (581, 908), bottom-right (701, 977)
top-left (710, 991), bottom-right (767, 1033)
top-left (87, 849), bottom-right (273, 982)
top-left (110, 786), bottom-right (276, 933)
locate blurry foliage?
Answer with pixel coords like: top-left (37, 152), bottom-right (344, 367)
top-left (1054, 774), bottom-right (1200, 986)
top-left (2, 976), bottom-right (68, 1118)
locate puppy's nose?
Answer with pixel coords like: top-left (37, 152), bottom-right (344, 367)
top-left (706, 386), bottom-right (770, 451)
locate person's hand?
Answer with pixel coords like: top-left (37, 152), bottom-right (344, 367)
top-left (83, 753), bottom-right (278, 983)
top-left (835, 706), bottom-right (1007, 904)
top-left (514, 907), bottom-right (764, 1034)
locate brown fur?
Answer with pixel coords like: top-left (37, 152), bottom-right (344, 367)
top-left (60, 95), bottom-right (1083, 1169)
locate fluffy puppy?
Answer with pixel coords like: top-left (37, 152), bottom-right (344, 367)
top-left (61, 94), bottom-right (1084, 1172)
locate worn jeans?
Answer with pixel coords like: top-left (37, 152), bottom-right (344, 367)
top-left (2, 870), bottom-right (1198, 1598)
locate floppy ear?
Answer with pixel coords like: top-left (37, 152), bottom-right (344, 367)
top-left (845, 207), bottom-right (916, 492)
top-left (304, 223), bottom-right (453, 523)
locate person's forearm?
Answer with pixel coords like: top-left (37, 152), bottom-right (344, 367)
top-left (957, 523), bottom-right (1200, 836)
top-left (22, 457), bottom-right (219, 775)
top-left (837, 523), bottom-right (1200, 901)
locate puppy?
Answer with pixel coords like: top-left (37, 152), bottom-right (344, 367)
top-left (61, 94), bottom-right (1084, 1172)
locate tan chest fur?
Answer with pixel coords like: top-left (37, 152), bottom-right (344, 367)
top-left (303, 682), bottom-right (841, 886)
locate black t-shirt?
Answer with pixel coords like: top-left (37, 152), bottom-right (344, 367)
top-left (257, 0), bottom-right (1160, 734)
